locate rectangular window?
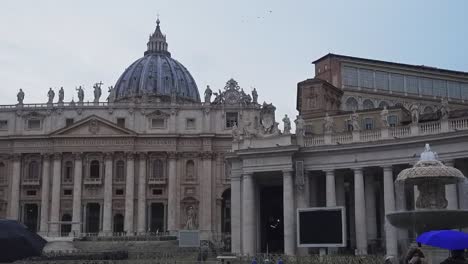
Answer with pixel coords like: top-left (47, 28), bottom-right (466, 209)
top-left (345, 120), bottom-right (353, 132)
top-left (390, 74), bottom-right (404, 93)
top-left (186, 118), bottom-right (196, 130)
top-left (63, 189), bottom-right (73, 196)
top-left (151, 118), bottom-right (165, 128)
top-left (117, 118), bottom-right (125, 128)
top-left (433, 79), bottom-right (447, 97)
top-left (152, 189), bottom-right (163, 195)
top-left (375, 71), bottom-right (389, 91)
top-left (66, 118), bottom-right (74, 127)
top-left (225, 112), bottom-right (238, 128)
top-left (448, 81), bottom-right (461, 99)
top-left (115, 189), bottom-right (124, 196)
top-left (27, 119), bottom-right (41, 130)
top-left (421, 78), bottom-right (433, 96)
top-left (359, 69), bottom-right (374, 89)
top-left (461, 83), bottom-right (468, 100)
top-left (388, 115), bottom-right (398, 128)
top-left (342, 66), bottom-right (358, 87)
top-left (0, 120), bottom-right (7, 130)
top-left (363, 118), bottom-right (374, 130)
top-left (26, 190), bottom-right (36, 196)
top-left (406, 76), bottom-right (419, 94)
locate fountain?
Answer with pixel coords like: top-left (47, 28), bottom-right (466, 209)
top-left (386, 144), bottom-right (468, 263)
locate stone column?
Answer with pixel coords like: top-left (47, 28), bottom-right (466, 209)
top-left (325, 169), bottom-right (336, 207)
top-left (383, 166), bottom-right (398, 257)
top-left (39, 154), bottom-right (51, 233)
top-left (167, 152), bottom-right (178, 233)
top-left (365, 173), bottom-right (377, 243)
top-left (71, 153), bottom-right (83, 235)
top-left (8, 154), bottom-right (21, 220)
top-left (102, 153), bottom-right (113, 235)
top-left (49, 153), bottom-right (62, 236)
top-left (242, 173), bottom-right (255, 255)
top-left (444, 161), bottom-right (458, 209)
top-left (230, 175), bottom-right (242, 254)
top-left (124, 152), bottom-right (135, 234)
top-left (336, 175), bottom-right (346, 207)
top-left (137, 153), bottom-right (147, 234)
top-left (353, 167), bottom-right (367, 255)
top-left (283, 170), bottom-right (296, 256)
top-left (200, 152), bottom-right (213, 238)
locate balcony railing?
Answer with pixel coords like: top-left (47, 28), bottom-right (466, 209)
top-left (148, 177), bottom-right (167, 185)
top-left (22, 178), bottom-right (40, 186)
top-left (302, 117), bottom-right (468, 147)
top-left (83, 177), bottom-right (102, 185)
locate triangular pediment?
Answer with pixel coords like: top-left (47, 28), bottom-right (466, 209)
top-left (50, 115), bottom-right (137, 137)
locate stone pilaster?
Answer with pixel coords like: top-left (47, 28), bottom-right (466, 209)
top-left (242, 173), bottom-right (255, 255)
top-left (39, 153), bottom-right (51, 233)
top-left (167, 152), bottom-right (178, 233)
top-left (325, 169), bottom-right (336, 207)
top-left (8, 154), bottom-right (21, 220)
top-left (71, 153), bottom-right (83, 235)
top-left (283, 170), bottom-right (296, 256)
top-left (49, 152), bottom-right (62, 236)
top-left (137, 152), bottom-right (147, 233)
top-left (124, 152), bottom-right (135, 234)
top-left (102, 152), bottom-right (113, 234)
top-left (230, 175), bottom-right (242, 254)
top-left (383, 166), bottom-right (398, 257)
top-left (353, 167), bottom-right (367, 255)
top-left (200, 152), bottom-right (213, 238)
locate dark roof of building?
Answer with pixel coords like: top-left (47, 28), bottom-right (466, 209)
top-left (312, 53), bottom-right (468, 77)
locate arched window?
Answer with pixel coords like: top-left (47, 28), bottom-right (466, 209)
top-left (90, 160), bottom-right (100, 179)
top-left (115, 160), bottom-right (125, 182)
top-left (186, 160), bottom-right (195, 180)
top-left (64, 161), bottom-right (73, 183)
top-left (152, 159), bottom-right (164, 179)
top-left (0, 162), bottom-right (6, 183)
top-left (362, 99), bottom-right (375, 110)
top-left (28, 161), bottom-right (39, 180)
top-left (379, 101), bottom-right (390, 109)
top-left (345, 97), bottom-right (358, 111)
top-left (363, 118), bottom-right (374, 130)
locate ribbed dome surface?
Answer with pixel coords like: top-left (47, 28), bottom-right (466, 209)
top-left (113, 19), bottom-right (200, 103)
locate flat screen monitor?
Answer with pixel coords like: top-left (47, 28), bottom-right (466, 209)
top-left (297, 206), bottom-right (346, 247)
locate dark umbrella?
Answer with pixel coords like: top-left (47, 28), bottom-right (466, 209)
top-left (417, 230), bottom-right (468, 250)
top-left (0, 219), bottom-right (47, 262)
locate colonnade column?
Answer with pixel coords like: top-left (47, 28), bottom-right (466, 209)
top-left (365, 173), bottom-right (377, 243)
top-left (383, 166), bottom-right (398, 257)
top-left (71, 153), bottom-right (83, 235)
top-left (353, 167), bottom-right (367, 255)
top-left (50, 153), bottom-right (62, 236)
top-left (102, 152), bottom-right (113, 234)
top-left (137, 153), bottom-right (147, 233)
top-left (39, 153), bottom-right (51, 233)
top-left (283, 170), bottom-right (296, 256)
top-left (124, 152), bottom-right (135, 234)
top-left (325, 170), bottom-right (336, 207)
top-left (8, 154), bottom-right (21, 220)
top-left (242, 173), bottom-right (255, 255)
top-left (444, 160), bottom-right (458, 209)
top-left (230, 175), bottom-right (242, 254)
top-left (167, 152), bottom-right (178, 233)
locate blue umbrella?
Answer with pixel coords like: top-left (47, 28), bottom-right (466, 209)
top-left (416, 230), bottom-right (468, 250)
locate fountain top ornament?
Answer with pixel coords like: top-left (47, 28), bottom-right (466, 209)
top-left (396, 143), bottom-right (465, 185)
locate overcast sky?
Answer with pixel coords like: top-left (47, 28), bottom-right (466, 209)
top-left (1, 0), bottom-right (468, 124)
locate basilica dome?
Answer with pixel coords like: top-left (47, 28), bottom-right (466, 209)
top-left (113, 19), bottom-right (200, 103)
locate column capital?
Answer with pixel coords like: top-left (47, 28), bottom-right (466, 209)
top-left (53, 152), bottom-right (62, 160)
top-left (242, 172), bottom-right (253, 179)
top-left (10, 153), bottom-right (21, 161)
top-left (200, 151), bottom-right (214, 160)
top-left (324, 169), bottom-right (335, 174)
top-left (72, 152), bottom-right (83, 161)
top-left (104, 152), bottom-right (114, 160)
top-left (382, 165), bottom-right (393, 172)
top-left (137, 152), bottom-right (147, 160)
top-left (352, 167), bottom-right (363, 173)
top-left (41, 153), bottom-right (52, 160)
top-left (167, 151), bottom-right (178, 160)
top-left (282, 169), bottom-right (294, 174)
top-left (126, 152), bottom-right (136, 160)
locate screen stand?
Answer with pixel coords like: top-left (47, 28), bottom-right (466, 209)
top-left (319, 248), bottom-right (326, 256)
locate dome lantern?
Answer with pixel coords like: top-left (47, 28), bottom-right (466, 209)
top-left (145, 18), bottom-right (170, 56)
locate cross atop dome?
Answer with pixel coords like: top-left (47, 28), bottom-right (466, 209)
top-left (145, 17), bottom-right (170, 56)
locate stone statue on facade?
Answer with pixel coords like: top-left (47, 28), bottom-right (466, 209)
top-left (47, 88), bottom-right (55, 104)
top-left (232, 124), bottom-right (240, 141)
top-left (439, 97), bottom-right (450, 120)
top-left (204, 85), bottom-right (212, 104)
top-left (410, 104), bottom-right (419, 124)
top-left (295, 115), bottom-right (305, 136)
top-left (252, 88), bottom-right (258, 104)
top-left (323, 113), bottom-right (334, 133)
top-left (351, 111), bottom-right (360, 131)
top-left (76, 86), bottom-right (84, 103)
top-left (420, 143), bottom-right (438, 161)
top-left (282, 114), bottom-right (291, 134)
top-left (107, 86), bottom-right (115, 103)
top-left (93, 82), bottom-right (102, 103)
top-left (380, 106), bottom-right (389, 127)
top-left (185, 206), bottom-right (197, 230)
top-left (17, 89), bottom-right (25, 105)
top-left (58, 87), bottom-right (64, 103)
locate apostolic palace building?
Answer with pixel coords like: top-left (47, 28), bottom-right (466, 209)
top-left (1, 19), bottom-right (468, 258)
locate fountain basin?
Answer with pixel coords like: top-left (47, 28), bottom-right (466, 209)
top-left (387, 210), bottom-right (468, 233)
